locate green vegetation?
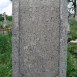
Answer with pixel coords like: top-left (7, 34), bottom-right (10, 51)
top-left (67, 44), bottom-right (77, 77)
top-left (67, 20), bottom-right (77, 77)
top-left (0, 32), bottom-right (12, 77)
top-left (6, 21), bottom-right (12, 29)
top-left (0, 14), bottom-right (4, 21)
top-left (0, 21), bottom-right (3, 28)
top-left (0, 21), bottom-right (12, 77)
top-left (0, 13), bottom-right (12, 21)
top-left (6, 16), bottom-right (12, 21)
top-left (69, 20), bottom-right (77, 40)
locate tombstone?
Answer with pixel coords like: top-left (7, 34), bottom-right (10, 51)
top-left (12, 0), bottom-right (68, 77)
top-left (3, 12), bottom-right (7, 28)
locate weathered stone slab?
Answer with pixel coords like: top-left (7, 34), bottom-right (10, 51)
top-left (12, 0), bottom-right (67, 77)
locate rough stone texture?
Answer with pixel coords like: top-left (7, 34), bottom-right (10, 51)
top-left (12, 0), bottom-right (67, 77)
top-left (12, 0), bottom-right (20, 77)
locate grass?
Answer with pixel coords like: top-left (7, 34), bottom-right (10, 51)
top-left (0, 21), bottom-right (12, 77)
top-left (67, 20), bottom-right (77, 77)
top-left (69, 20), bottom-right (77, 40)
top-left (67, 44), bottom-right (77, 77)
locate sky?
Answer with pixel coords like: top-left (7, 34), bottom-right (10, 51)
top-left (0, 0), bottom-right (12, 16)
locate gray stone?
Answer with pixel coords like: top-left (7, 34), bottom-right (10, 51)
top-left (3, 12), bottom-right (7, 28)
top-left (12, 0), bottom-right (68, 77)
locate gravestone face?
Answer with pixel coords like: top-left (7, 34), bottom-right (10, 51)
top-left (12, 0), bottom-right (67, 77)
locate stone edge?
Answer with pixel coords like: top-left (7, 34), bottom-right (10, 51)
top-left (59, 0), bottom-right (68, 77)
top-left (12, 0), bottom-right (21, 77)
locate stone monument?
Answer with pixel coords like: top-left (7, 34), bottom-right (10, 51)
top-left (3, 12), bottom-right (7, 28)
top-left (12, 0), bottom-right (68, 77)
